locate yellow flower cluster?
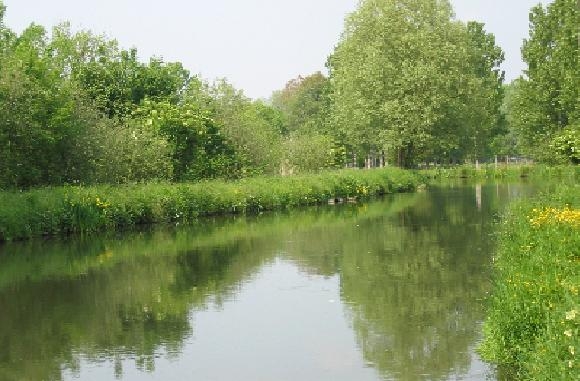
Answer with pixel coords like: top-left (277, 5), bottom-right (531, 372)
top-left (356, 185), bottom-right (369, 195)
top-left (528, 206), bottom-right (580, 228)
top-left (95, 197), bottom-right (110, 209)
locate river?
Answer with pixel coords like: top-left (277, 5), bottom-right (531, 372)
top-left (0, 182), bottom-right (541, 381)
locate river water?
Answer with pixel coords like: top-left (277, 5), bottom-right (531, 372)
top-left (0, 183), bottom-right (540, 381)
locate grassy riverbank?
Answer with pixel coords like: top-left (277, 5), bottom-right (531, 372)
top-left (479, 185), bottom-right (579, 379)
top-left (421, 164), bottom-right (579, 181)
top-left (0, 168), bottom-right (422, 242)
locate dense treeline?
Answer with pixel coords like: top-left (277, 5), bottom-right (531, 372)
top-left (0, 0), bottom-right (577, 190)
top-left (325, 0), bottom-right (578, 167)
top-left (0, 2), bottom-right (344, 189)
top-left (0, 4), bottom-right (334, 188)
top-left (283, 0), bottom-right (578, 167)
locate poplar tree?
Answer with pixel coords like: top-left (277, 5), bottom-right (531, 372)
top-left (510, 0), bottom-right (579, 162)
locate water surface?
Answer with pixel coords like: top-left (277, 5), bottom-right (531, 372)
top-left (0, 183), bottom-right (539, 380)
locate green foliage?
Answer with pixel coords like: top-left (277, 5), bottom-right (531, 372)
top-left (132, 99), bottom-right (235, 181)
top-left (0, 25), bottom-right (101, 188)
top-left (281, 131), bottom-right (345, 174)
top-left (76, 49), bottom-right (189, 118)
top-left (7, 26), bottom-right (176, 188)
top-left (203, 79), bottom-right (284, 176)
top-left (421, 164), bottom-right (580, 181)
top-left (479, 186), bottom-right (580, 379)
top-left (0, 10), bottom-right (185, 189)
top-left (507, 0), bottom-right (579, 162)
top-left (0, 168), bottom-right (424, 242)
top-left (272, 73), bottom-right (345, 173)
top-left (47, 23), bottom-right (190, 119)
top-left (551, 123), bottom-right (580, 164)
top-left (328, 0), bottom-right (505, 167)
top-left (271, 72), bottom-right (331, 135)
top-left (83, 118), bottom-right (174, 184)
top-left (0, 5), bottom-right (291, 187)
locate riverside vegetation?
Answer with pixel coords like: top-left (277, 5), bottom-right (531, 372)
top-left (0, 0), bottom-right (578, 192)
top-left (422, 164), bottom-right (580, 181)
top-left (479, 185), bottom-right (579, 379)
top-left (0, 1), bottom-right (578, 378)
top-left (0, 168), bottom-right (421, 242)
top-left (3, 165), bottom-right (578, 242)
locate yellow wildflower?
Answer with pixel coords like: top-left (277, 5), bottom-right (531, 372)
top-left (528, 206), bottom-right (580, 227)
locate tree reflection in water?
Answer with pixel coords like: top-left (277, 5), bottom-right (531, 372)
top-left (0, 183), bottom-right (536, 380)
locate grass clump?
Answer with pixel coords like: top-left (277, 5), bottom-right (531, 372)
top-left (479, 185), bottom-right (579, 379)
top-left (0, 167), bottom-right (423, 242)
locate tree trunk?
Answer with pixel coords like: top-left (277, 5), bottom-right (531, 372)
top-left (397, 148), bottom-right (402, 167)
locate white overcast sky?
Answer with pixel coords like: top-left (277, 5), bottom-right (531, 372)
top-left (2, 0), bottom-right (551, 99)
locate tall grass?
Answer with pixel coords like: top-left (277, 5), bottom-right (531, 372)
top-left (479, 185), bottom-right (579, 379)
top-left (422, 164), bottom-right (579, 182)
top-left (0, 168), bottom-right (423, 242)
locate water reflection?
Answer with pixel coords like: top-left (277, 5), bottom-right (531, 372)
top-left (0, 183), bottom-right (539, 380)
top-left (337, 186), bottom-right (500, 380)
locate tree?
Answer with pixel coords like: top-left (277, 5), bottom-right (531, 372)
top-left (328, 0), bottom-right (505, 167)
top-left (0, 1), bottom-right (15, 56)
top-left (271, 72), bottom-right (330, 135)
top-left (191, 79), bottom-right (284, 176)
top-left (421, 21), bottom-right (505, 164)
top-left (329, 0), bottom-right (459, 167)
top-left (132, 99), bottom-right (236, 181)
top-left (0, 10), bottom-right (176, 188)
top-left (46, 23), bottom-right (190, 119)
top-left (76, 48), bottom-right (189, 119)
top-left (271, 72), bottom-right (346, 172)
top-left (0, 22), bottom-right (96, 187)
top-left (509, 0), bottom-right (579, 162)
top-left (489, 82), bottom-right (521, 157)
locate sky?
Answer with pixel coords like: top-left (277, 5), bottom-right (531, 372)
top-left (2, 0), bottom-right (552, 99)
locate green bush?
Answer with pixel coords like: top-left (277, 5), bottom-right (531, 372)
top-left (281, 132), bottom-right (344, 174)
top-left (551, 124), bottom-right (580, 165)
top-left (479, 185), bottom-right (579, 379)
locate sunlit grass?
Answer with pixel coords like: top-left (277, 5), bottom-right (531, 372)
top-left (480, 185), bottom-right (579, 379)
top-left (421, 164), bottom-right (579, 181)
top-left (0, 168), bottom-right (423, 242)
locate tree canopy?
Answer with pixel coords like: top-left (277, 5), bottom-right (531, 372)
top-left (506, 0), bottom-right (579, 163)
top-left (328, 0), bottom-right (505, 167)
